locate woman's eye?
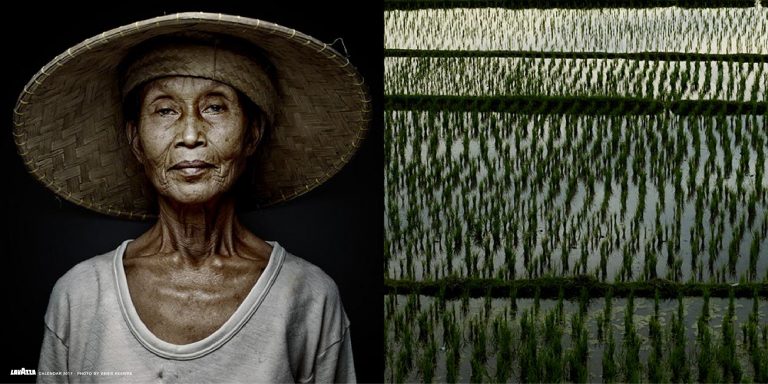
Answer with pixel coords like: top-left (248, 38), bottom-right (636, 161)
top-left (157, 108), bottom-right (176, 116)
top-left (204, 104), bottom-right (225, 114)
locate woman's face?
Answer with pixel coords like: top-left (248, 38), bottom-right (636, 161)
top-left (127, 76), bottom-right (259, 205)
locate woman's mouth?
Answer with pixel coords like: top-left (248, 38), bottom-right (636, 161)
top-left (170, 160), bottom-right (216, 176)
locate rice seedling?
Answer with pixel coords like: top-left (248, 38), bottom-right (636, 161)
top-left (418, 334), bottom-right (437, 382)
top-left (567, 295), bottom-right (590, 382)
top-left (696, 288), bottom-right (721, 383)
top-left (746, 290), bottom-right (767, 383)
top-left (647, 290), bottom-right (666, 383)
top-left (541, 308), bottom-right (565, 382)
top-left (492, 313), bottom-right (513, 382)
top-left (445, 312), bottom-right (462, 383)
top-left (519, 309), bottom-right (540, 382)
top-left (622, 291), bottom-right (642, 382)
top-left (602, 298), bottom-right (617, 383)
top-left (718, 289), bottom-right (743, 382)
top-left (469, 315), bottom-right (487, 382)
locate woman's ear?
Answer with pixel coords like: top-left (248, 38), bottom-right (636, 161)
top-left (125, 121), bottom-right (146, 164)
top-left (245, 116), bottom-right (264, 157)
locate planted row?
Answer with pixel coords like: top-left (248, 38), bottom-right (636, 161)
top-left (385, 290), bottom-right (768, 382)
top-left (384, 0), bottom-right (756, 10)
top-left (385, 57), bottom-right (767, 101)
top-left (385, 7), bottom-right (767, 53)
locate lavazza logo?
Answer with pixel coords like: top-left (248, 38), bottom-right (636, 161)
top-left (10, 368), bottom-right (36, 375)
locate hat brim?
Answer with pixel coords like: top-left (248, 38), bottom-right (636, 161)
top-left (13, 12), bottom-right (371, 220)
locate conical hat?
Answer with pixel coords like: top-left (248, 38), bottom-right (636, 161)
top-left (12, 12), bottom-right (371, 220)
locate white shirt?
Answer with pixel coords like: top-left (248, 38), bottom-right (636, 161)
top-left (38, 240), bottom-right (355, 383)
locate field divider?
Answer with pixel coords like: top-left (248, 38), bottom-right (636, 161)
top-left (385, 94), bottom-right (768, 115)
top-left (384, 49), bottom-right (768, 63)
top-left (385, 276), bottom-right (768, 298)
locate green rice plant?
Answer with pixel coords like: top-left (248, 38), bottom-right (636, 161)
top-left (670, 294), bottom-right (690, 382)
top-left (763, 325), bottom-right (768, 357)
top-left (727, 217), bottom-right (745, 277)
top-left (445, 316), bottom-right (461, 383)
top-left (542, 309), bottom-right (564, 382)
top-left (697, 289), bottom-right (720, 383)
top-left (647, 290), bottom-right (666, 382)
top-left (418, 336), bottom-right (438, 383)
top-left (519, 309), bottom-right (540, 382)
top-left (603, 322), bottom-right (617, 383)
top-left (718, 289), bottom-right (742, 382)
top-left (622, 291), bottom-right (642, 382)
top-left (748, 231), bottom-right (760, 281)
top-left (567, 310), bottom-right (589, 383)
top-left (493, 315), bottom-right (513, 383)
top-left (417, 310), bottom-right (432, 344)
top-left (469, 316), bottom-right (487, 383)
top-left (747, 291), bottom-right (767, 383)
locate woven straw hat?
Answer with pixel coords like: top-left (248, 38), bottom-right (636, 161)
top-left (13, 12), bottom-right (371, 220)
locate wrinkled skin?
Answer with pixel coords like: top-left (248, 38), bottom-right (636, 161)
top-left (123, 76), bottom-right (272, 344)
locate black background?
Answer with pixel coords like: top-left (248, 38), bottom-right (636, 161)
top-left (0, 2), bottom-right (383, 383)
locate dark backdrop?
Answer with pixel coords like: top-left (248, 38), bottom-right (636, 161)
top-left (0, 2), bottom-right (383, 383)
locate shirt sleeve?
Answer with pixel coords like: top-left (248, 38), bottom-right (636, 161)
top-left (37, 264), bottom-right (77, 384)
top-left (313, 324), bottom-right (356, 383)
top-left (37, 323), bottom-right (69, 384)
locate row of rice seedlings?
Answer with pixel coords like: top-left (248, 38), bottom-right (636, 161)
top-left (385, 7), bottom-right (767, 53)
top-left (385, 291), bottom-right (766, 382)
top-left (468, 312), bottom-right (488, 382)
top-left (384, 110), bottom-right (768, 282)
top-left (719, 288), bottom-right (743, 381)
top-left (670, 294), bottom-right (692, 381)
top-left (384, 0), bottom-right (758, 9)
top-left (567, 289), bottom-right (590, 382)
top-left (492, 311), bottom-right (514, 382)
top-left (621, 292), bottom-right (643, 382)
top-left (647, 290), bottom-right (666, 382)
top-left (744, 289), bottom-right (768, 382)
top-left (385, 57), bottom-right (767, 102)
top-left (697, 288), bottom-right (720, 382)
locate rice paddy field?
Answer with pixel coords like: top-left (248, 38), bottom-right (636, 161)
top-left (384, 2), bottom-right (768, 382)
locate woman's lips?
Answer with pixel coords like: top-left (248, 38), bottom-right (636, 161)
top-left (170, 160), bottom-right (215, 176)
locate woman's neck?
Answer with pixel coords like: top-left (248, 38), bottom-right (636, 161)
top-left (151, 195), bottom-right (244, 263)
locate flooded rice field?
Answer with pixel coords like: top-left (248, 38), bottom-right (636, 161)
top-left (384, 4), bottom-right (767, 382)
top-left (385, 112), bottom-right (767, 283)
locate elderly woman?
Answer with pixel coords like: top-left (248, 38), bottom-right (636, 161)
top-left (13, 13), bottom-right (369, 383)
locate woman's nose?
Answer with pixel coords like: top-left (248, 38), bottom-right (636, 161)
top-left (176, 113), bottom-right (207, 148)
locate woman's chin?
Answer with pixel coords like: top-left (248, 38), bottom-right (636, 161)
top-left (160, 185), bottom-right (227, 206)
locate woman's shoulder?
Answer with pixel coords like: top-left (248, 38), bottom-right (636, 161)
top-left (43, 242), bottom-right (126, 337)
top-left (46, 242), bottom-right (124, 311)
top-left (269, 245), bottom-right (345, 310)
top-left (269, 246), bottom-right (350, 340)
top-left (278, 249), bottom-right (339, 294)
